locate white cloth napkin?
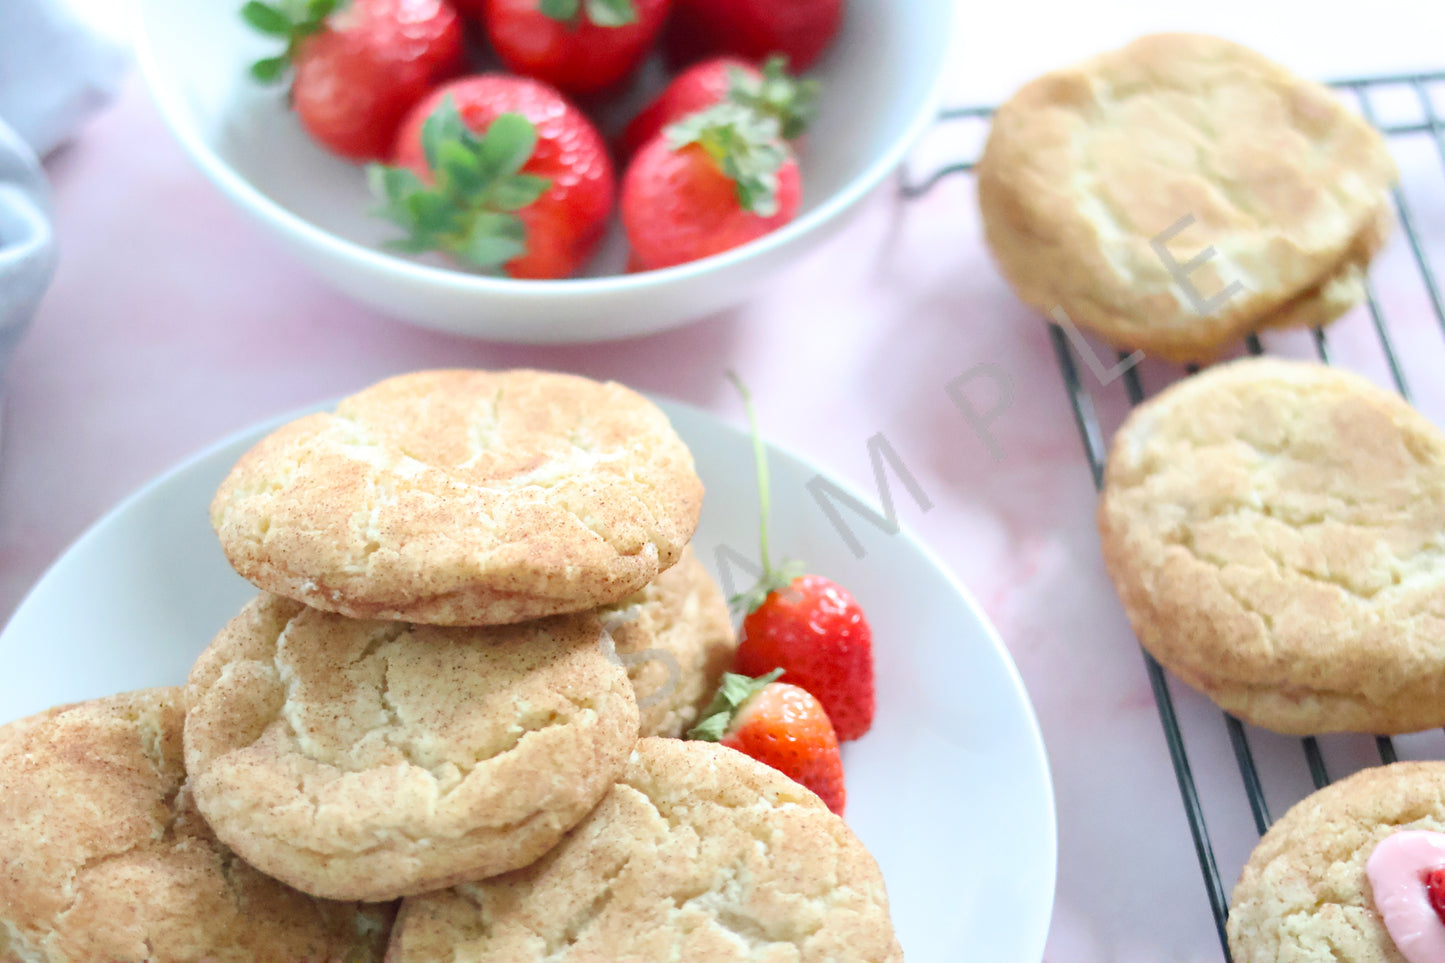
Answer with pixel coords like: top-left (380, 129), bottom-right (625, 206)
top-left (0, 0), bottom-right (128, 159)
top-left (0, 0), bottom-right (125, 417)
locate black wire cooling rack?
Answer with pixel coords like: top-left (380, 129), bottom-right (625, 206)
top-left (900, 70), bottom-right (1445, 959)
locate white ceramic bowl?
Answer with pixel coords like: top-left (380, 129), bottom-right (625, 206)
top-left (134, 0), bottom-right (956, 343)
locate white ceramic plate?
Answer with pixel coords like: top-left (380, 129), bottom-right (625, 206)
top-left (133, 0), bottom-right (955, 343)
top-left (0, 399), bottom-right (1054, 962)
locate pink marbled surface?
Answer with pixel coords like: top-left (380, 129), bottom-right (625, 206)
top-left (5, 4), bottom-right (1445, 960)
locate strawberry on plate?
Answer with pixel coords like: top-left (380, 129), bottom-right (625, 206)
top-left (369, 74), bottom-right (615, 279)
top-left (727, 374), bottom-right (876, 742)
top-left (621, 102), bottom-right (800, 270)
top-left (690, 670), bottom-right (846, 815)
top-left (618, 54), bottom-right (818, 161)
top-left (242, 0), bottom-right (465, 161)
top-left (473, 0), bottom-right (672, 96)
top-left (662, 0), bottom-right (843, 72)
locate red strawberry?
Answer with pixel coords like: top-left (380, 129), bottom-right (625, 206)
top-left (476, 0), bottom-right (672, 96)
top-left (737, 575), bottom-right (874, 742)
top-left (726, 374), bottom-right (876, 741)
top-left (242, 0), bottom-right (465, 161)
top-left (372, 75), bottom-right (615, 279)
top-left (690, 670), bottom-right (846, 814)
top-left (1427, 868), bottom-right (1445, 924)
top-left (663, 0), bottom-right (843, 72)
top-left (618, 54), bottom-right (818, 162)
top-left (621, 103), bottom-right (800, 270)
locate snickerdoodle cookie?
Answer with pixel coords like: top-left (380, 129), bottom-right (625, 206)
top-left (604, 545), bottom-right (736, 738)
top-left (211, 369), bottom-right (703, 626)
top-left (1228, 762), bottom-right (1445, 962)
top-left (1099, 358), bottom-right (1445, 735)
top-left (0, 688), bottom-right (393, 963)
top-left (978, 34), bottom-right (1396, 363)
top-left (388, 737), bottom-right (903, 963)
top-left (183, 594), bottom-right (640, 902)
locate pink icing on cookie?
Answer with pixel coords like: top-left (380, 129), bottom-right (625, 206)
top-left (1367, 830), bottom-right (1445, 963)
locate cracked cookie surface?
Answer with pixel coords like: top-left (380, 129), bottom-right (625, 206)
top-left (0, 688), bottom-right (393, 963)
top-left (211, 369), bottom-right (704, 626)
top-left (388, 738), bottom-right (902, 963)
top-left (603, 546), bottom-right (737, 739)
top-left (183, 595), bottom-right (640, 901)
top-left (1228, 761), bottom-right (1445, 962)
top-left (1099, 358), bottom-right (1445, 734)
top-left (977, 33), bottom-right (1396, 363)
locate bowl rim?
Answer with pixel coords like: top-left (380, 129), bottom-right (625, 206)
top-left (133, 0), bottom-right (958, 300)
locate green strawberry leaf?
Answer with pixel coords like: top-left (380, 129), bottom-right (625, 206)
top-left (541, 0), bottom-right (636, 26)
top-left (461, 213), bottom-right (528, 266)
top-left (241, 1), bottom-right (292, 35)
top-left (420, 97), bottom-right (472, 172)
top-left (729, 55), bottom-right (821, 141)
top-left (539, 0), bottom-right (580, 19)
top-left (249, 55), bottom-right (289, 83)
top-left (584, 0), bottom-right (638, 26)
top-left (475, 112), bottom-right (538, 180)
top-left (240, 0), bottom-right (346, 87)
top-left (688, 669), bottom-right (785, 742)
top-left (667, 103), bottom-right (789, 217)
top-left (305, 0), bottom-right (341, 21)
top-left (489, 174), bottom-right (552, 212)
top-left (437, 139), bottom-right (485, 194)
top-left (368, 105), bottom-right (553, 272)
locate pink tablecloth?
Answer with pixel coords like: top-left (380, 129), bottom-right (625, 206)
top-left (5, 5), bottom-right (1445, 960)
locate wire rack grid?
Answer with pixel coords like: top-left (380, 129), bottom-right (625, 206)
top-left (899, 70), bottom-right (1445, 959)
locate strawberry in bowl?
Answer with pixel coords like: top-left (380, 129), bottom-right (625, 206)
top-left (241, 0), bottom-right (465, 160)
top-left (621, 102), bottom-right (800, 271)
top-left (471, 0), bottom-right (673, 96)
top-left (663, 0), bottom-right (844, 72)
top-left (618, 54), bottom-right (818, 162)
top-left (370, 74), bottom-right (615, 279)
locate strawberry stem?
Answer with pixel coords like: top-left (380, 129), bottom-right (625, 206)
top-left (688, 669), bottom-right (784, 741)
top-left (727, 372), bottom-right (804, 615)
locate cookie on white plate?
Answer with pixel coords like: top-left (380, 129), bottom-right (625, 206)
top-left (389, 737), bottom-right (903, 963)
top-left (210, 369), bottom-right (704, 626)
top-left (183, 594), bottom-right (640, 901)
top-left (0, 688), bottom-right (393, 963)
top-left (604, 545), bottom-right (737, 738)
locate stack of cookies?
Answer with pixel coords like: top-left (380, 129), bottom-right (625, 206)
top-left (191, 368), bottom-right (730, 902)
top-left (0, 368), bottom-right (903, 962)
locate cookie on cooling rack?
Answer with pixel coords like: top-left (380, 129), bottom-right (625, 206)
top-left (210, 369), bottom-right (703, 626)
top-left (1229, 761), bottom-right (1445, 963)
top-left (388, 737), bottom-right (903, 963)
top-left (977, 33), bottom-right (1396, 363)
top-left (183, 594), bottom-right (640, 902)
top-left (1098, 358), bottom-right (1445, 735)
top-left (603, 545), bottom-right (737, 739)
top-left (0, 688), bottom-right (393, 963)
